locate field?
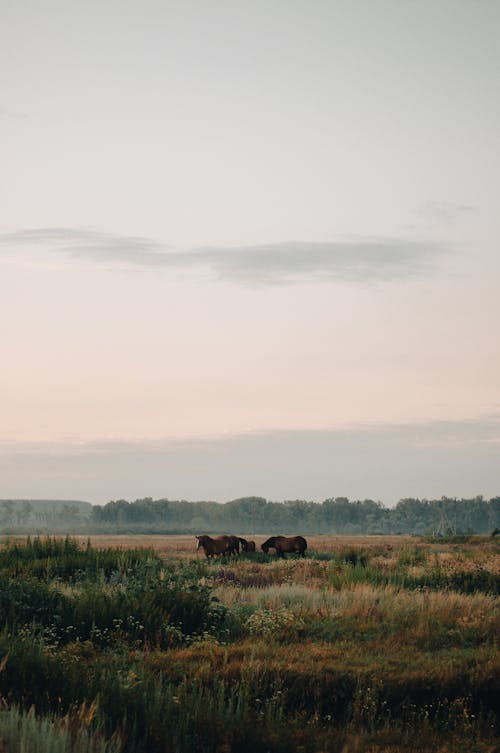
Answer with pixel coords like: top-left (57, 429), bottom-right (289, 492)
top-left (0, 534), bottom-right (498, 753)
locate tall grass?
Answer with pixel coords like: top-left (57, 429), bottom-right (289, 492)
top-left (0, 536), bottom-right (498, 753)
top-left (1, 632), bottom-right (497, 753)
top-left (0, 703), bottom-right (121, 753)
top-left (0, 536), bottom-right (162, 581)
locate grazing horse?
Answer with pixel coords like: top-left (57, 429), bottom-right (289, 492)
top-left (261, 535), bottom-right (307, 558)
top-left (238, 537), bottom-right (256, 553)
top-left (196, 535), bottom-right (234, 558)
top-left (227, 535), bottom-right (240, 555)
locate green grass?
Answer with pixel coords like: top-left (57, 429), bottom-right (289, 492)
top-left (0, 536), bottom-right (498, 753)
top-left (0, 536), bottom-right (162, 581)
top-left (0, 704), bottom-right (120, 753)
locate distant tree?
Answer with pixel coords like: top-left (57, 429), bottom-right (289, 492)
top-left (488, 497), bottom-right (500, 529)
top-left (0, 501), bottom-right (15, 526)
top-left (61, 504), bottom-right (81, 526)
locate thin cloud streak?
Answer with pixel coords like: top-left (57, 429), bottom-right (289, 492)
top-left (415, 201), bottom-right (476, 224)
top-left (3, 414), bottom-right (499, 455)
top-left (0, 227), bottom-right (167, 266)
top-left (191, 240), bottom-right (446, 284)
top-left (0, 227), bottom-right (449, 284)
top-left (0, 106), bottom-right (28, 120)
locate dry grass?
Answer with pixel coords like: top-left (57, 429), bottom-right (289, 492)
top-left (2, 533), bottom-right (497, 578)
top-left (0, 533), bottom-right (498, 753)
top-left (215, 581), bottom-right (500, 643)
top-left (0, 533), bottom-right (416, 557)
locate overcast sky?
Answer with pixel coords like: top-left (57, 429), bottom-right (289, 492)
top-left (1, 0), bottom-right (499, 503)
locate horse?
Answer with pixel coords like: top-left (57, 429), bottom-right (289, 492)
top-left (238, 537), bottom-right (256, 553)
top-left (196, 535), bottom-right (235, 558)
top-left (261, 535), bottom-right (307, 558)
top-left (226, 535), bottom-right (241, 555)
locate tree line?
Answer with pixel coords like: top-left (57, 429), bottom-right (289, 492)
top-left (88, 495), bottom-right (500, 535)
top-left (0, 500), bottom-right (91, 531)
top-left (2, 495), bottom-right (496, 535)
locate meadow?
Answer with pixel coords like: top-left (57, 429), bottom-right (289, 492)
top-left (0, 534), bottom-right (498, 753)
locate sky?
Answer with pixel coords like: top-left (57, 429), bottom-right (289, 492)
top-left (1, 0), bottom-right (499, 504)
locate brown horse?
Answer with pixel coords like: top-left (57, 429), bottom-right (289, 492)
top-left (196, 535), bottom-right (235, 558)
top-left (227, 535), bottom-right (241, 555)
top-left (261, 535), bottom-right (307, 558)
top-left (196, 534), bottom-right (233, 558)
top-left (238, 537), bottom-right (256, 553)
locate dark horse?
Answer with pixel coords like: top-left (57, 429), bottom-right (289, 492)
top-left (261, 535), bottom-right (307, 558)
top-left (238, 537), bottom-right (256, 553)
top-left (196, 535), bottom-right (239, 558)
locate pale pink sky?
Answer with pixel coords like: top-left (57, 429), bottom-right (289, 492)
top-left (1, 1), bottom-right (499, 501)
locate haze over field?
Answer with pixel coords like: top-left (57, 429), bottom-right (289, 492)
top-left (1, 1), bottom-right (499, 503)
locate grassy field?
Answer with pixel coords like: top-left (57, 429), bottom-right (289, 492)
top-left (0, 534), bottom-right (498, 752)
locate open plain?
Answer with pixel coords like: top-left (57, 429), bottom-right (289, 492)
top-left (0, 534), bottom-right (498, 753)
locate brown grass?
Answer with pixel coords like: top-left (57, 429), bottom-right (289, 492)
top-left (0, 533), bottom-right (415, 556)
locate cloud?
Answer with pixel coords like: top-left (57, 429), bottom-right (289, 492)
top-left (0, 106), bottom-right (28, 120)
top-left (0, 227), bottom-right (168, 266)
top-left (0, 415), bottom-right (498, 504)
top-left (416, 201), bottom-right (476, 224)
top-left (0, 227), bottom-right (448, 284)
top-left (188, 240), bottom-right (446, 284)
